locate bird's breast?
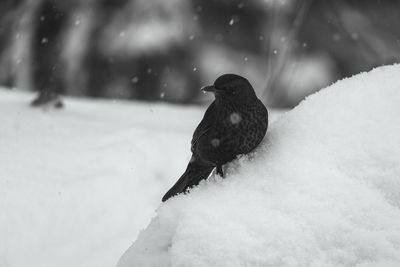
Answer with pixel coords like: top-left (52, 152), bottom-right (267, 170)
top-left (195, 101), bottom-right (268, 165)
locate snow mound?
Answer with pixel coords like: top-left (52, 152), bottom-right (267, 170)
top-left (118, 64), bottom-right (400, 267)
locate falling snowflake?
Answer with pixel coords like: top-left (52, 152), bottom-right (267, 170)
top-left (230, 112), bottom-right (242, 124)
top-left (41, 38), bottom-right (48, 44)
top-left (229, 15), bottom-right (239, 26)
top-left (211, 138), bottom-right (220, 147)
top-left (160, 92), bottom-right (165, 98)
top-left (131, 77), bottom-right (139, 83)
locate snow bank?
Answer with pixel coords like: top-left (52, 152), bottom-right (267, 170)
top-left (118, 64), bottom-right (400, 267)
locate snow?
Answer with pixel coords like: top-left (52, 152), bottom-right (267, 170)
top-left (118, 64), bottom-right (400, 267)
top-left (0, 91), bottom-right (205, 267)
top-left (0, 88), bottom-right (282, 267)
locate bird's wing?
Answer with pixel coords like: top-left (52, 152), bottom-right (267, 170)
top-left (191, 101), bottom-right (216, 153)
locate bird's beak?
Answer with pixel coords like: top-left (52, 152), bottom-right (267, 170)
top-left (201, 85), bottom-right (216, 93)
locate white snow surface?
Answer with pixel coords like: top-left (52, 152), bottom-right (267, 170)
top-left (0, 91), bottom-right (245, 267)
top-left (118, 65), bottom-right (400, 267)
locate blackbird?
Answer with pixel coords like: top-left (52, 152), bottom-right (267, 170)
top-left (162, 74), bottom-right (268, 202)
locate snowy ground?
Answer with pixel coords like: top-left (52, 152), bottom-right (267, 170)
top-left (0, 90), bottom-right (199, 267)
top-left (118, 65), bottom-right (400, 267)
top-left (0, 88), bottom-right (281, 267)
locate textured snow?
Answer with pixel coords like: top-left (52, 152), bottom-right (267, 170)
top-left (0, 91), bottom-right (203, 267)
top-left (118, 65), bottom-right (400, 267)
top-left (0, 88), bottom-right (282, 267)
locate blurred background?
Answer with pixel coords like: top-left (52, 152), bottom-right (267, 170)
top-left (1, 0), bottom-right (400, 108)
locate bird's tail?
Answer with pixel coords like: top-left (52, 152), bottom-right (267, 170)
top-left (162, 158), bottom-right (214, 202)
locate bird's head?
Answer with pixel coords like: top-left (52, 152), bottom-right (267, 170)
top-left (201, 74), bottom-right (256, 104)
